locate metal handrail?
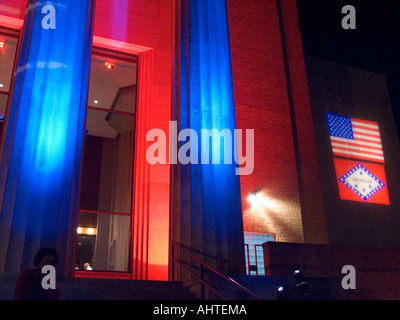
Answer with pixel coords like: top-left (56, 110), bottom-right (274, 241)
top-left (171, 255), bottom-right (228, 300)
top-left (172, 241), bottom-right (262, 300)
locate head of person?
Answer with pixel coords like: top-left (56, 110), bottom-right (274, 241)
top-left (33, 247), bottom-right (58, 270)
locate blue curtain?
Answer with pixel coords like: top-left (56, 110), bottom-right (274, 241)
top-left (0, 0), bottom-right (94, 274)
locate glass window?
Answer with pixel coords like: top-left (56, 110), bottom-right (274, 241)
top-left (75, 48), bottom-right (138, 273)
top-left (0, 29), bottom-right (19, 143)
top-left (76, 211), bottom-right (131, 272)
top-left (244, 232), bottom-right (275, 276)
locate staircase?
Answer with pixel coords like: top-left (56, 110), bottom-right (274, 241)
top-left (1, 273), bottom-right (358, 300)
top-left (0, 274), bottom-right (198, 300)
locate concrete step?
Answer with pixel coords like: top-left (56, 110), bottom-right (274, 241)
top-left (0, 274), bottom-right (198, 300)
top-left (1, 273), bottom-right (354, 300)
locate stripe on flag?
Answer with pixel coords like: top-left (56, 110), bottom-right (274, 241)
top-left (326, 113), bottom-right (384, 163)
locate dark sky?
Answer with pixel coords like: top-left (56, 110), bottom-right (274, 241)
top-left (296, 0), bottom-right (400, 138)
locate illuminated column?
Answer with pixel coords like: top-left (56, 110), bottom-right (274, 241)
top-left (0, 0), bottom-right (94, 275)
top-left (172, 0), bottom-right (245, 275)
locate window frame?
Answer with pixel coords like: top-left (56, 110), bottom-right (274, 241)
top-left (75, 46), bottom-right (139, 275)
top-left (0, 26), bottom-right (20, 147)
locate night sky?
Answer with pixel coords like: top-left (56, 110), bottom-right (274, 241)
top-left (296, 0), bottom-right (400, 139)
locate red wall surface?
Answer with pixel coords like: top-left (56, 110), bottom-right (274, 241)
top-left (94, 0), bottom-right (174, 280)
top-left (0, 0), bottom-right (26, 20)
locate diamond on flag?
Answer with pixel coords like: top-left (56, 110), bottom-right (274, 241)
top-left (339, 163), bottom-right (385, 201)
top-left (334, 158), bottom-right (389, 205)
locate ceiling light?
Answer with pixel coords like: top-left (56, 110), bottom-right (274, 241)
top-left (0, 41), bottom-right (6, 48)
top-left (105, 62), bottom-right (115, 70)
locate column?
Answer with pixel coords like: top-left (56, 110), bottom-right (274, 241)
top-left (173, 0), bottom-right (245, 276)
top-left (0, 0), bottom-right (94, 275)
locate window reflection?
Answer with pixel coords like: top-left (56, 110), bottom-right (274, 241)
top-left (75, 48), bottom-right (137, 273)
top-left (75, 211), bottom-right (131, 272)
top-left (0, 31), bottom-right (18, 142)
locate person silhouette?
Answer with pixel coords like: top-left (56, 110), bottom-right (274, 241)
top-left (14, 247), bottom-right (61, 300)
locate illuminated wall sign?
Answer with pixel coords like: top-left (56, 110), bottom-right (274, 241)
top-left (327, 113), bottom-right (390, 205)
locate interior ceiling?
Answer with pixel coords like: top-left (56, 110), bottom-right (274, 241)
top-left (88, 55), bottom-right (137, 111)
top-left (86, 55), bottom-right (137, 139)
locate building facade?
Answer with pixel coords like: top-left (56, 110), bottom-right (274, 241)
top-left (0, 0), bottom-right (399, 286)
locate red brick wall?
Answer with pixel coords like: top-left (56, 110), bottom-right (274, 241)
top-left (279, 0), bottom-right (328, 244)
top-left (227, 0), bottom-right (328, 244)
top-left (227, 0), bottom-right (301, 242)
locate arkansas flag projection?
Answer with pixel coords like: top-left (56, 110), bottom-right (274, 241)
top-left (327, 113), bottom-right (390, 205)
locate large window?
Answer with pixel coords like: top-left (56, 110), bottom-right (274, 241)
top-left (0, 28), bottom-right (19, 143)
top-left (75, 48), bottom-right (138, 273)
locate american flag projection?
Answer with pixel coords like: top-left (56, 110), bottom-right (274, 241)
top-left (327, 113), bottom-right (390, 205)
top-left (327, 113), bottom-right (384, 163)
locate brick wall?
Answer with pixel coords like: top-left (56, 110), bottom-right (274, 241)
top-left (227, 0), bottom-right (328, 243)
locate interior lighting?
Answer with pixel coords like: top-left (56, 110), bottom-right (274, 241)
top-left (105, 62), bottom-right (114, 70)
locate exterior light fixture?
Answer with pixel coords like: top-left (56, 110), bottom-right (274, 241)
top-left (0, 41), bottom-right (6, 48)
top-left (294, 269), bottom-right (304, 283)
top-left (248, 188), bottom-right (264, 209)
top-left (276, 286), bottom-right (289, 300)
top-left (294, 269), bottom-right (311, 300)
top-left (248, 188), bottom-right (262, 202)
top-left (94, 100), bottom-right (98, 104)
